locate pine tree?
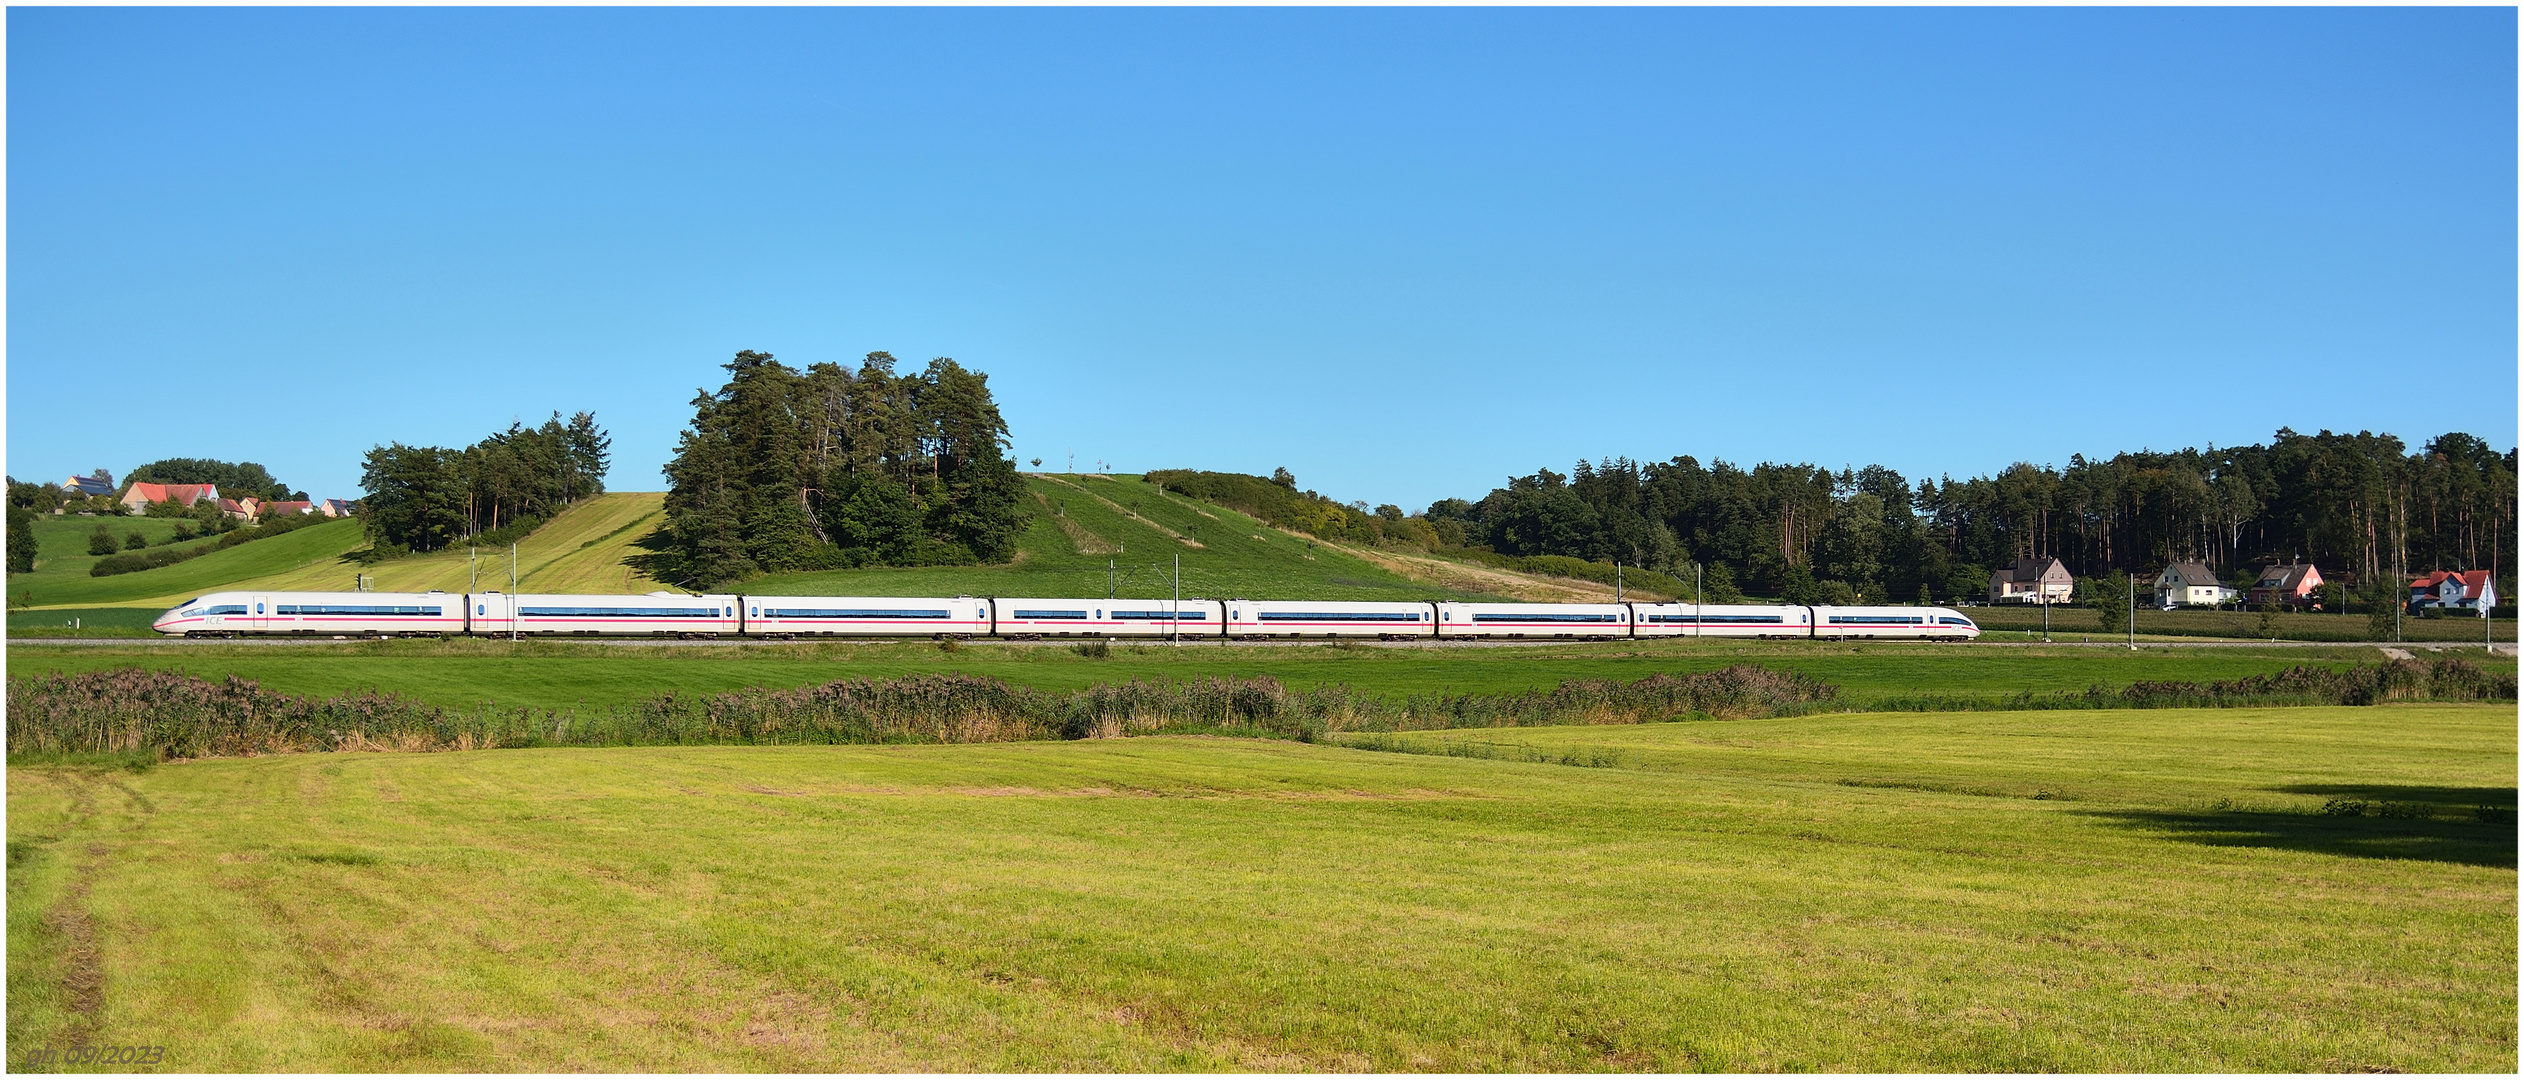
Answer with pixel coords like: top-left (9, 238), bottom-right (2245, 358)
top-left (7, 506), bottom-right (38, 573)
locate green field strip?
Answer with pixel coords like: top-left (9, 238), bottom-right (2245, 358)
top-left (3, 639), bottom-right (2452, 712)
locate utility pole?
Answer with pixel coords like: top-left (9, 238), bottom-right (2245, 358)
top-left (2393, 545), bottom-right (2404, 644)
top-left (1108, 559), bottom-right (1115, 600)
top-left (1694, 562), bottom-right (1703, 639)
top-left (2127, 573), bottom-right (2136, 651)
top-left (2042, 592), bottom-right (2050, 643)
top-left (1172, 552), bottom-right (1181, 645)
top-left (1615, 561), bottom-right (1623, 604)
top-left (509, 542), bottom-right (518, 643)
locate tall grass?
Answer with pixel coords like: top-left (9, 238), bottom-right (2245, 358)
top-left (6, 664), bottom-right (1838, 759)
top-left (18, 660), bottom-right (2499, 762)
top-left (1872, 658), bottom-right (2516, 712)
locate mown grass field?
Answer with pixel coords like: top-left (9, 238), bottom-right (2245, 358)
top-left (8, 705), bottom-right (2512, 1071)
top-left (7, 638), bottom-right (2475, 712)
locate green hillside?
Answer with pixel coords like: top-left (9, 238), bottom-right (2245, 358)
top-left (9, 515), bottom-right (368, 611)
top-left (6, 476), bottom-right (1551, 636)
top-left (742, 474), bottom-right (1503, 601)
top-left (7, 497), bottom-right (672, 636)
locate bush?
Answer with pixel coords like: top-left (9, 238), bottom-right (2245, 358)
top-left (86, 526), bottom-right (119, 556)
top-left (124, 532), bottom-right (148, 551)
top-left (91, 547), bottom-right (205, 577)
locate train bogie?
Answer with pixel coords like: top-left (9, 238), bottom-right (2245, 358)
top-left (1436, 602), bottom-right (1629, 639)
top-left (1225, 600), bottom-right (1437, 639)
top-left (743, 596), bottom-right (993, 637)
top-left (994, 598), bottom-right (1223, 639)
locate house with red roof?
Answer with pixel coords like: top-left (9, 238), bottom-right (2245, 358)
top-left (2409, 570), bottom-right (2498, 613)
top-left (262, 500), bottom-right (315, 518)
top-left (120, 482), bottom-right (219, 513)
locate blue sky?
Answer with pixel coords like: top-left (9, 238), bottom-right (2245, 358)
top-left (8, 7), bottom-right (2515, 510)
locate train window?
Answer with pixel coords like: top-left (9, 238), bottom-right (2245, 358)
top-left (477, 604), bottom-right (486, 616)
top-left (1095, 610), bottom-right (1101, 619)
top-left (749, 606), bottom-right (758, 617)
top-left (255, 603), bottom-right (264, 614)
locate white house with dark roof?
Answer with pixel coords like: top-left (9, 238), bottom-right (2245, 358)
top-left (2153, 562), bottom-right (2237, 608)
top-left (1987, 557), bottom-right (2073, 604)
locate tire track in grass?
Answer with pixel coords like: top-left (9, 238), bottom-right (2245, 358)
top-left (1037, 476), bottom-right (1202, 549)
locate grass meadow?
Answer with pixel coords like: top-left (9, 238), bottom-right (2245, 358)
top-left (8, 704), bottom-right (2512, 1071)
top-left (7, 516), bottom-right (367, 613)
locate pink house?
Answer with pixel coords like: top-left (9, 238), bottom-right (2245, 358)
top-left (2248, 563), bottom-right (2324, 609)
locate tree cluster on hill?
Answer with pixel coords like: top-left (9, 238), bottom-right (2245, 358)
top-left (124, 458), bottom-right (302, 503)
top-left (653, 351), bottom-right (1029, 588)
top-left (1418, 429), bottom-right (2515, 605)
top-left (360, 413), bottom-right (610, 555)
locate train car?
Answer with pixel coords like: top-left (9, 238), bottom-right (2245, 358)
top-left (1225, 600), bottom-right (1437, 639)
top-left (992, 598), bottom-right (1224, 639)
top-left (470, 592), bottom-right (742, 637)
top-left (153, 590), bottom-right (465, 638)
top-left (1628, 603), bottom-right (1815, 639)
top-left (1814, 605), bottom-right (1980, 641)
top-left (741, 596), bottom-right (993, 638)
top-left (1435, 601), bottom-right (1631, 639)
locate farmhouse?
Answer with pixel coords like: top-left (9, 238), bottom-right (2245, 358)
top-left (2408, 570), bottom-right (2498, 613)
top-left (2153, 562), bottom-right (2237, 608)
top-left (59, 472), bottom-right (114, 497)
top-left (2248, 563), bottom-right (2324, 609)
top-left (121, 482), bottom-right (219, 513)
top-left (318, 498), bottom-right (355, 518)
top-left (262, 500), bottom-right (315, 517)
top-left (1987, 557), bottom-right (2072, 604)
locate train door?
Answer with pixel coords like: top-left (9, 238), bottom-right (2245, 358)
top-left (252, 595), bottom-right (270, 630)
top-left (472, 593), bottom-right (516, 636)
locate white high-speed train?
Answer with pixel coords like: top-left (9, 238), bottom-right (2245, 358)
top-left (153, 591), bottom-right (1981, 641)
